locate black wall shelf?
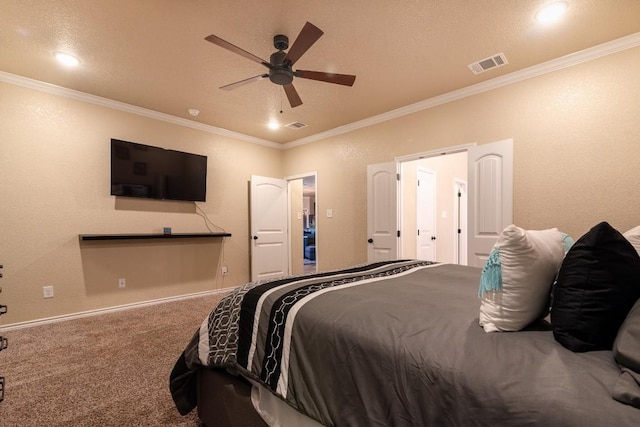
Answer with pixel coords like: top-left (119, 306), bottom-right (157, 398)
top-left (79, 232), bottom-right (231, 241)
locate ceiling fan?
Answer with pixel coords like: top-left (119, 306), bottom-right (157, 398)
top-left (205, 22), bottom-right (356, 108)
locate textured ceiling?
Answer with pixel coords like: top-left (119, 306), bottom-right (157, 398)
top-left (1, 0), bottom-right (639, 144)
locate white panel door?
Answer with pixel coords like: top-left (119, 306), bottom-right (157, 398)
top-left (367, 162), bottom-right (398, 262)
top-left (416, 167), bottom-right (436, 261)
top-left (250, 175), bottom-right (289, 281)
top-left (467, 139), bottom-right (513, 267)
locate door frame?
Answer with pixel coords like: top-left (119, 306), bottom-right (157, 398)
top-left (453, 178), bottom-right (468, 265)
top-left (285, 171), bottom-right (318, 273)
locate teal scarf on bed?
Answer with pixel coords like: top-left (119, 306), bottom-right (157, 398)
top-left (478, 248), bottom-right (502, 298)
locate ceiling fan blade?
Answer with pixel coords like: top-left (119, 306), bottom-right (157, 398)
top-left (284, 22), bottom-right (324, 66)
top-left (220, 74), bottom-right (268, 91)
top-left (296, 70), bottom-right (356, 86)
top-left (205, 35), bottom-right (271, 68)
top-left (283, 84), bottom-right (303, 108)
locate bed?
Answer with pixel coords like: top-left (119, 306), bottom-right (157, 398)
top-left (170, 223), bottom-right (640, 426)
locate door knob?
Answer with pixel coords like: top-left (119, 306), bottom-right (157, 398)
top-left (253, 235), bottom-right (258, 240)
top-left (367, 238), bottom-right (374, 243)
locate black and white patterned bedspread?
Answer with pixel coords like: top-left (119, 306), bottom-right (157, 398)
top-left (171, 260), bottom-right (640, 426)
top-left (170, 259), bottom-right (434, 416)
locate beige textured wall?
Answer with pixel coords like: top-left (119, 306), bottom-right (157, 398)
top-left (283, 47), bottom-right (640, 272)
top-left (0, 82), bottom-right (281, 324)
top-left (2, 46), bottom-right (639, 324)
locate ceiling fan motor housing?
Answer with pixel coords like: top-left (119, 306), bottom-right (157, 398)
top-left (269, 50), bottom-right (293, 85)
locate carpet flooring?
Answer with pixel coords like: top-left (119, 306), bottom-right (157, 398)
top-left (0, 292), bottom-right (227, 426)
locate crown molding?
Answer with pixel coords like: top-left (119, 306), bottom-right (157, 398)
top-left (283, 31), bottom-right (640, 149)
top-left (0, 71), bottom-right (282, 149)
top-left (2, 32), bottom-right (639, 151)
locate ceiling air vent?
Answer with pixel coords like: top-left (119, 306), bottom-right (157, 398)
top-left (467, 52), bottom-right (508, 75)
top-left (285, 121), bottom-right (308, 130)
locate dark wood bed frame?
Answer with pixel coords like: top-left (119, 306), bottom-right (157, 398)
top-left (196, 368), bottom-right (268, 427)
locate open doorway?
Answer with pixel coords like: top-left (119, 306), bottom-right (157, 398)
top-left (367, 139), bottom-right (512, 266)
top-left (288, 173), bottom-right (317, 275)
top-left (400, 152), bottom-right (468, 264)
top-left (302, 176), bottom-right (317, 273)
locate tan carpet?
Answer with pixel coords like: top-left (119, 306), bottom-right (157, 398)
top-left (0, 293), bottom-right (227, 426)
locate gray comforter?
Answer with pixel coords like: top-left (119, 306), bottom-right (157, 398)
top-left (171, 260), bottom-right (640, 426)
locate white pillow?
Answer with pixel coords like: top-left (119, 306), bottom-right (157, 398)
top-left (623, 225), bottom-right (640, 257)
top-left (479, 225), bottom-right (565, 332)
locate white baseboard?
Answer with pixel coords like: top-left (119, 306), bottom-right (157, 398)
top-left (0, 289), bottom-right (231, 331)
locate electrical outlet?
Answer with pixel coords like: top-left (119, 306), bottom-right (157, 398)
top-left (221, 266), bottom-right (228, 276)
top-left (43, 285), bottom-right (54, 298)
top-left (118, 278), bottom-right (126, 288)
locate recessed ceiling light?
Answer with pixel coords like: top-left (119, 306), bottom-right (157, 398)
top-left (187, 108), bottom-right (200, 116)
top-left (55, 52), bottom-right (80, 67)
top-left (536, 1), bottom-right (569, 24)
top-left (268, 121), bottom-right (280, 130)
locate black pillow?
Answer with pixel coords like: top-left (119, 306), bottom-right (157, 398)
top-left (551, 222), bottom-right (640, 352)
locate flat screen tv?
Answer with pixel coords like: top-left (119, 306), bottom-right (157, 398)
top-left (110, 138), bottom-right (207, 202)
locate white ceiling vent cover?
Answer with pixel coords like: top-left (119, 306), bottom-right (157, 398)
top-left (285, 121), bottom-right (308, 130)
top-left (468, 52), bottom-right (508, 74)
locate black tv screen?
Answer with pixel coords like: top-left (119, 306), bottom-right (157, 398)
top-left (110, 139), bottom-right (207, 202)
